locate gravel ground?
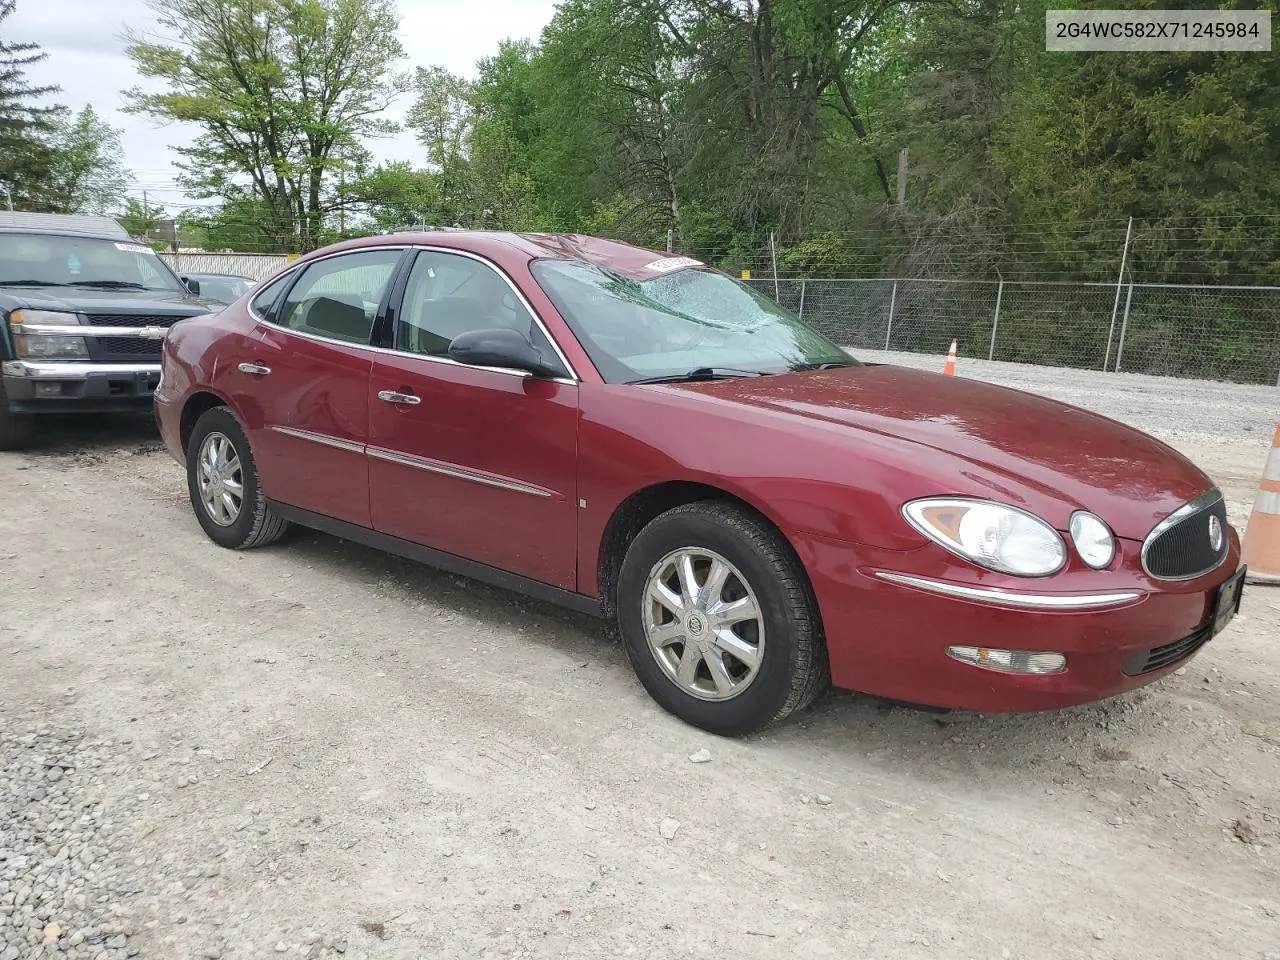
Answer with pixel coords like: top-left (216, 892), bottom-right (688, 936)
top-left (2, 360), bottom-right (1279, 960)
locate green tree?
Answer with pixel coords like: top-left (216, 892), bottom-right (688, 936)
top-left (118, 197), bottom-right (167, 239)
top-left (123, 0), bottom-right (407, 252)
top-left (992, 0), bottom-right (1280, 281)
top-left (531, 0), bottom-right (683, 241)
top-left (43, 106), bottom-right (132, 214)
top-left (406, 66), bottom-right (474, 223)
top-left (0, 0), bottom-right (62, 209)
top-left (177, 195), bottom-right (282, 251)
top-left (345, 161), bottom-right (441, 231)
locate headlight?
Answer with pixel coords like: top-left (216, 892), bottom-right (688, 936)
top-left (1069, 511), bottom-right (1115, 569)
top-left (9, 309), bottom-right (89, 360)
top-left (903, 498), bottom-right (1067, 577)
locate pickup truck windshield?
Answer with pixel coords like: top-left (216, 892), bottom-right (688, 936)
top-left (0, 233), bottom-right (184, 294)
top-left (531, 260), bottom-right (855, 384)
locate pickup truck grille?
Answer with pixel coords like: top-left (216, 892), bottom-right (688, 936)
top-left (84, 314), bottom-right (189, 361)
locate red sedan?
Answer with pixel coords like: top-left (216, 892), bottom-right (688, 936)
top-left (154, 232), bottom-right (1245, 735)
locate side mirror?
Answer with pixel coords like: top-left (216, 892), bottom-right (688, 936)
top-left (448, 328), bottom-right (563, 378)
top-left (183, 277), bottom-right (201, 296)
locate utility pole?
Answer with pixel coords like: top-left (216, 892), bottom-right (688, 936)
top-left (339, 169), bottom-right (346, 234)
top-left (897, 148), bottom-right (908, 205)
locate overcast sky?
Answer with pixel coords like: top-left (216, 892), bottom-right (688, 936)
top-left (7, 0), bottom-right (560, 210)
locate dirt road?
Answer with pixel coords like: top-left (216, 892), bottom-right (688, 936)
top-left (2, 362), bottom-right (1278, 960)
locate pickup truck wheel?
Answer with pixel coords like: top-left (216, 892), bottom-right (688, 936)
top-left (0, 379), bottom-right (36, 451)
top-left (186, 406), bottom-right (289, 549)
top-left (616, 501), bottom-right (829, 736)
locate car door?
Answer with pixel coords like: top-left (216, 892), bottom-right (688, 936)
top-left (367, 249), bottom-right (580, 589)
top-left (230, 247), bottom-right (407, 528)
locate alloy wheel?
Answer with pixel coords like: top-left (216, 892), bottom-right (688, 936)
top-left (642, 547), bottom-right (765, 701)
top-left (196, 431), bottom-right (244, 527)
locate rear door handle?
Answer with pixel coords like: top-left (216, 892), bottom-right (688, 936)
top-left (378, 390), bottom-right (421, 406)
top-left (238, 363), bottom-right (272, 376)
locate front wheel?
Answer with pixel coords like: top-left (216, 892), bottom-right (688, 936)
top-left (616, 501), bottom-right (829, 736)
top-left (186, 406), bottom-right (289, 549)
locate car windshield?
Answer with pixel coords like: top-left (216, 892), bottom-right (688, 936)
top-left (196, 276), bottom-right (252, 304)
top-left (531, 260), bottom-right (855, 383)
top-left (0, 233), bottom-right (184, 293)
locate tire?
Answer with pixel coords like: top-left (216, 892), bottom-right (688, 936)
top-left (616, 501), bottom-right (829, 736)
top-left (0, 379), bottom-right (35, 451)
top-left (186, 406), bottom-right (289, 549)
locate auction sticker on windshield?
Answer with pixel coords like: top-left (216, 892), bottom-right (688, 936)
top-left (644, 256), bottom-right (703, 274)
top-left (115, 243), bottom-right (157, 254)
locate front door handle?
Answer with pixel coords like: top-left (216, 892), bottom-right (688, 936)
top-left (378, 390), bottom-right (422, 406)
top-left (238, 363), bottom-right (272, 376)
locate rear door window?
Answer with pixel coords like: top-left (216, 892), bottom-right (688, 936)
top-left (249, 272), bottom-right (294, 320)
top-left (277, 250), bottom-right (404, 345)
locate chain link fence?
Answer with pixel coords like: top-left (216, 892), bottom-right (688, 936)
top-left (161, 249), bottom-right (1280, 386)
top-left (749, 277), bottom-right (1280, 386)
top-left (160, 252), bottom-right (290, 281)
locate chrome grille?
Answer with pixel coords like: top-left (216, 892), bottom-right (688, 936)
top-left (1141, 489), bottom-right (1229, 581)
top-left (84, 314), bottom-right (188, 362)
top-left (98, 337), bottom-right (162, 357)
top-left (83, 314), bottom-right (189, 328)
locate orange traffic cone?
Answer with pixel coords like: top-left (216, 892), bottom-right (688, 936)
top-left (1242, 423), bottom-right (1280, 584)
top-left (943, 339), bottom-right (957, 377)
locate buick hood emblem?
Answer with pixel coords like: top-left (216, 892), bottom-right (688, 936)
top-left (1208, 515), bottom-right (1223, 552)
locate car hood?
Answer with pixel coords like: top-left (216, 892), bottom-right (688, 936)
top-left (673, 364), bottom-right (1211, 541)
top-left (0, 285), bottom-right (221, 316)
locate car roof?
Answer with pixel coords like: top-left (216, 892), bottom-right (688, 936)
top-left (0, 226), bottom-right (142, 244)
top-left (307, 231), bottom-right (691, 280)
top-left (0, 211), bottom-right (133, 240)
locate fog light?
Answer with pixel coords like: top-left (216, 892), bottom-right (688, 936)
top-left (34, 381), bottom-right (65, 398)
top-left (947, 645), bottom-right (1066, 675)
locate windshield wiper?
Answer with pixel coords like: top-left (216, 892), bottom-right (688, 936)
top-left (629, 367), bottom-right (773, 385)
top-left (0, 279), bottom-right (68, 286)
top-left (67, 280), bottom-right (150, 290)
top-left (792, 361), bottom-right (856, 371)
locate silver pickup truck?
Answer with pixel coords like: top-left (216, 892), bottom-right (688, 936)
top-left (0, 212), bottom-right (221, 449)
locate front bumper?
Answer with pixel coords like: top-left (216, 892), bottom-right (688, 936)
top-left (798, 530), bottom-right (1243, 712)
top-left (2, 360), bottom-right (161, 414)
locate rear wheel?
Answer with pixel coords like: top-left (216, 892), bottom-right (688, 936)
top-left (186, 406), bottom-right (289, 549)
top-left (617, 501), bottom-right (829, 736)
top-left (0, 379), bottom-right (35, 451)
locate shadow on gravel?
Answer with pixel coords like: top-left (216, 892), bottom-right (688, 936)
top-left (281, 527), bottom-right (608, 662)
top-left (12, 412), bottom-right (162, 459)
top-left (261, 524), bottom-right (1168, 780)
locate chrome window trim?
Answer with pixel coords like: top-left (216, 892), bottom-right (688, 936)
top-left (366, 445), bottom-right (554, 499)
top-left (247, 265), bottom-right (303, 323)
top-left (874, 571), bottom-right (1142, 610)
top-left (1140, 487), bottom-right (1228, 582)
top-left (269, 425), bottom-right (365, 456)
top-left (250, 244), bottom-right (580, 385)
top-left (253, 246), bottom-right (406, 344)
top-left (255, 319), bottom-right (577, 386)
